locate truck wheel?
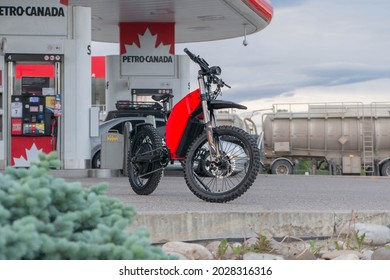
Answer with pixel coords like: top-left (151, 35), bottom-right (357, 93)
top-left (92, 151), bottom-right (101, 169)
top-left (271, 160), bottom-right (293, 175)
top-left (381, 161), bottom-right (390, 176)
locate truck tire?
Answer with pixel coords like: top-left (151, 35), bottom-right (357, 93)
top-left (271, 159), bottom-right (293, 175)
top-left (381, 161), bottom-right (390, 176)
top-left (92, 151), bottom-right (101, 168)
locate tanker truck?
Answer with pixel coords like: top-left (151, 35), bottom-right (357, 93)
top-left (259, 102), bottom-right (390, 176)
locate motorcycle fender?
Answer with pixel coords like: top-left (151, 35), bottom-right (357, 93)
top-left (129, 123), bottom-right (153, 139)
top-left (209, 100), bottom-right (247, 110)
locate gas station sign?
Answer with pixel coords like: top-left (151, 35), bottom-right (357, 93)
top-left (120, 22), bottom-right (175, 77)
top-left (0, 0), bottom-right (68, 36)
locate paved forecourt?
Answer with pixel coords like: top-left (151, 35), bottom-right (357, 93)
top-left (60, 171), bottom-right (390, 243)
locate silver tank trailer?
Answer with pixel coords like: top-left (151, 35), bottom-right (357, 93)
top-left (261, 103), bottom-right (390, 176)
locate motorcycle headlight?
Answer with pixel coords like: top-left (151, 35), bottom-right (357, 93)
top-left (210, 66), bottom-right (222, 75)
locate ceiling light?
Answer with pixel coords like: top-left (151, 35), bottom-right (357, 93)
top-left (188, 26), bottom-right (213, 31)
top-left (150, 9), bottom-right (173, 15)
top-left (197, 15), bottom-right (226, 21)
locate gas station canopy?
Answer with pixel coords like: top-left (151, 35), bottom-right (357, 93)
top-left (0, 0), bottom-right (273, 170)
top-left (68, 0), bottom-right (273, 43)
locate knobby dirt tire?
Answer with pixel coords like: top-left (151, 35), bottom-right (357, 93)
top-left (127, 125), bottom-right (163, 195)
top-left (183, 126), bottom-right (261, 203)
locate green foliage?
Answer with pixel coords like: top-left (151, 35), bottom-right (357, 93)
top-left (217, 239), bottom-right (228, 259)
top-left (334, 241), bottom-right (343, 251)
top-left (216, 235), bottom-right (274, 260)
top-left (0, 152), bottom-right (171, 260)
top-left (297, 160), bottom-right (311, 172)
top-left (309, 240), bottom-right (316, 252)
top-left (356, 232), bottom-right (366, 252)
top-left (252, 235), bottom-right (272, 253)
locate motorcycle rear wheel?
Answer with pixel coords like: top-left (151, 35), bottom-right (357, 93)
top-left (127, 125), bottom-right (163, 195)
top-left (183, 126), bottom-right (261, 203)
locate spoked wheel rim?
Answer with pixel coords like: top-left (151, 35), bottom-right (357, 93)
top-left (133, 142), bottom-right (153, 176)
top-left (193, 137), bottom-right (249, 192)
top-left (131, 136), bottom-right (154, 188)
top-left (205, 152), bottom-right (235, 178)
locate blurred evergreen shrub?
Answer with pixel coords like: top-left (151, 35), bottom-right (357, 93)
top-left (0, 152), bottom-right (170, 260)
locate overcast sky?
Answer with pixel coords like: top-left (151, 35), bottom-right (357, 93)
top-left (93, 0), bottom-right (390, 116)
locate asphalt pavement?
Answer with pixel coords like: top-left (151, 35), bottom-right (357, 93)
top-left (61, 172), bottom-right (390, 243)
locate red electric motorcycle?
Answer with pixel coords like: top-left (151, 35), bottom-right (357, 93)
top-left (127, 48), bottom-right (261, 203)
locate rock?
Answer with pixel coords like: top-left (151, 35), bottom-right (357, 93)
top-left (361, 249), bottom-right (374, 260)
top-left (321, 250), bottom-right (362, 260)
top-left (371, 247), bottom-right (390, 260)
top-left (244, 237), bottom-right (259, 246)
top-left (160, 234), bottom-right (389, 261)
top-left (243, 252), bottom-right (284, 260)
top-left (332, 253), bottom-right (360, 260)
top-left (286, 249), bottom-right (317, 260)
top-left (336, 240), bottom-right (347, 250)
top-left (162, 241), bottom-right (213, 260)
top-left (206, 241), bottom-right (223, 258)
top-left (166, 251), bottom-right (188, 260)
top-left (206, 240), bottom-right (235, 259)
top-left (355, 223), bottom-right (390, 245)
top-left (268, 238), bottom-right (301, 256)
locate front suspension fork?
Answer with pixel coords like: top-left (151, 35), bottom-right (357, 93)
top-left (201, 99), bottom-right (220, 161)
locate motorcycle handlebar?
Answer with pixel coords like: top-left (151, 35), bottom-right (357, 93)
top-left (184, 48), bottom-right (230, 88)
top-left (184, 48), bottom-right (209, 71)
top-left (184, 48), bottom-right (196, 61)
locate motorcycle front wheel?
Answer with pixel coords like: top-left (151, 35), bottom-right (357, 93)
top-left (127, 125), bottom-right (163, 195)
top-left (183, 126), bottom-right (261, 203)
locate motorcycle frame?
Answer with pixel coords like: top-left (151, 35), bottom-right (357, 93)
top-left (165, 70), bottom-right (224, 161)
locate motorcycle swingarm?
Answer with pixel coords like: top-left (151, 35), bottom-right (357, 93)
top-left (130, 147), bottom-right (169, 164)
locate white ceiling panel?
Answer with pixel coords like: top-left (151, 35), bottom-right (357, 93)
top-left (69, 0), bottom-right (272, 43)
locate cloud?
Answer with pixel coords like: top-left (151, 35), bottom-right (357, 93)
top-left (238, 78), bottom-right (390, 129)
top-left (301, 63), bottom-right (390, 86)
top-left (241, 78), bottom-right (390, 112)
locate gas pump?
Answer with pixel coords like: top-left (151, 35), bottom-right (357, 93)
top-left (11, 95), bottom-right (58, 166)
top-left (6, 55), bottom-right (62, 167)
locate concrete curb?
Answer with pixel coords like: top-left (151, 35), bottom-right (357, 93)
top-left (129, 210), bottom-right (390, 243)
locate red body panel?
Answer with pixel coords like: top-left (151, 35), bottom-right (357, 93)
top-left (166, 89), bottom-right (201, 159)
